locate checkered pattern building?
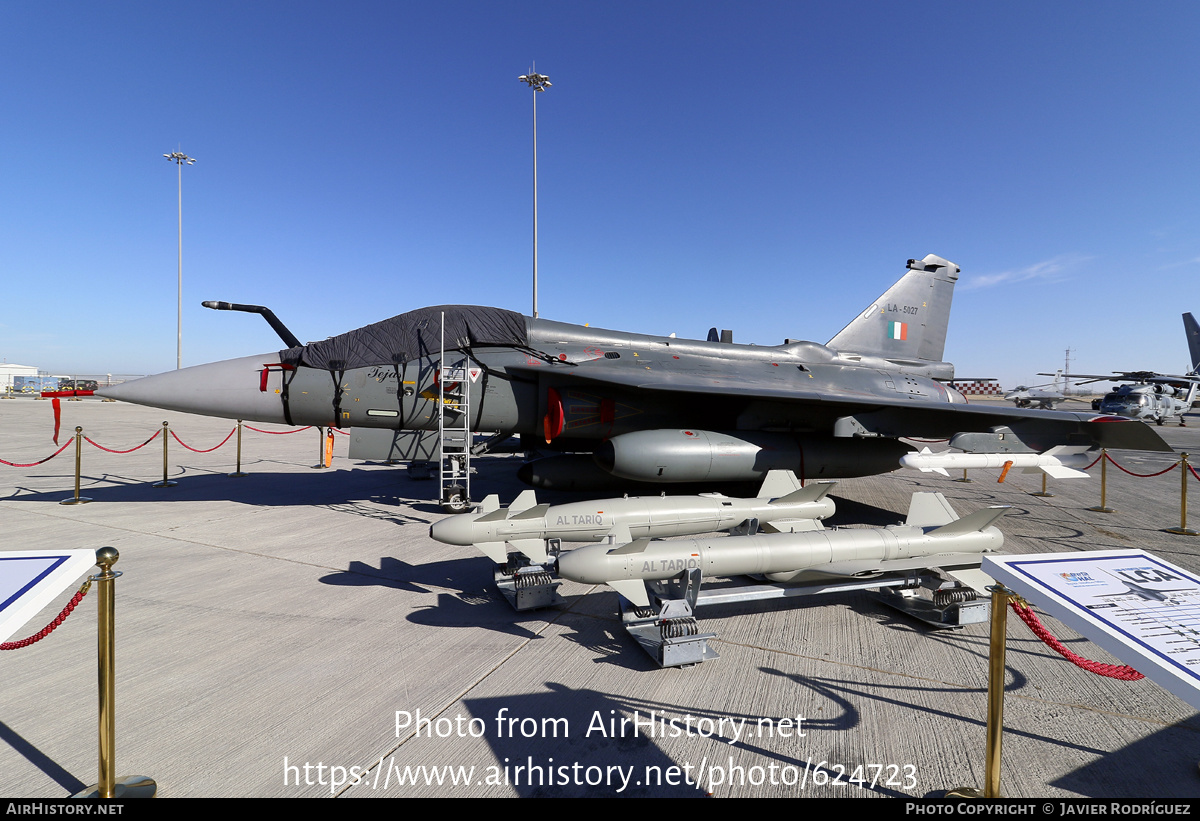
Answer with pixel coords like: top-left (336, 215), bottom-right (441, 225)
top-left (948, 380), bottom-right (1003, 396)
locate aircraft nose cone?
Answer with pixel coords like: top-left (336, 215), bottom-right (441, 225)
top-left (97, 353), bottom-right (290, 424)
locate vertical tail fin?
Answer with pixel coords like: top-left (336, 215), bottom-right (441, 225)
top-left (1184, 313), bottom-right (1200, 375)
top-left (826, 254), bottom-right (960, 365)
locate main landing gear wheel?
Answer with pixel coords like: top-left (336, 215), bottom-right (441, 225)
top-left (441, 484), bottom-right (469, 513)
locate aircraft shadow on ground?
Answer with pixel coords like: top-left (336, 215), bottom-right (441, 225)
top-left (698, 589), bottom-right (1133, 715)
top-left (754, 665), bottom-right (1157, 797)
top-left (830, 587), bottom-right (1143, 701)
top-left (319, 555), bottom-right (492, 596)
top-left (5, 467), bottom-right (431, 520)
top-left (454, 686), bottom-right (702, 797)
top-left (331, 560), bottom-right (654, 669)
top-left (403, 590), bottom-right (580, 642)
top-left (550, 611), bottom-right (651, 672)
top-left (1052, 718), bottom-right (1200, 798)
top-left (320, 554), bottom-right (565, 641)
top-left (452, 681), bottom-right (928, 797)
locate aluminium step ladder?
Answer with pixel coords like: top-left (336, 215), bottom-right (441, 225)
top-left (437, 312), bottom-right (473, 512)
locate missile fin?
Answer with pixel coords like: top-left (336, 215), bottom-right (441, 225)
top-left (479, 494), bottom-right (500, 515)
top-left (1043, 444), bottom-right (1092, 458)
top-left (905, 492), bottom-right (959, 527)
top-left (727, 517), bottom-right (759, 536)
top-left (757, 469), bottom-right (802, 499)
top-left (1035, 464), bottom-right (1090, 479)
top-left (509, 489), bottom-right (538, 514)
top-left (943, 565), bottom-right (996, 594)
top-left (475, 507), bottom-right (510, 523)
top-left (769, 480), bottom-right (836, 505)
top-left (609, 538), bottom-right (652, 555)
top-left (606, 523), bottom-right (634, 544)
top-left (475, 541), bottom-right (511, 563)
top-left (507, 538), bottom-right (549, 563)
top-left (510, 503), bottom-right (551, 521)
top-left (608, 579), bottom-right (651, 608)
top-left (761, 518), bottom-right (825, 533)
top-left (927, 505), bottom-right (1009, 537)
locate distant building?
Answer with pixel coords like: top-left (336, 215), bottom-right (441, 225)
top-left (0, 363), bottom-right (39, 392)
top-left (947, 379), bottom-right (1003, 396)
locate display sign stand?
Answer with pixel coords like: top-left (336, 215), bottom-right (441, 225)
top-left (950, 550), bottom-right (1200, 798)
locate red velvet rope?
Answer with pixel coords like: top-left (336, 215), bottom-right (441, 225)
top-left (0, 439), bottom-right (74, 467)
top-left (1102, 452), bottom-right (1177, 478)
top-left (0, 583), bottom-right (90, 650)
top-left (170, 428), bottom-right (236, 453)
top-left (83, 430), bottom-right (160, 454)
top-left (1, 423), bottom-right (347, 464)
top-left (1009, 600), bottom-right (1144, 681)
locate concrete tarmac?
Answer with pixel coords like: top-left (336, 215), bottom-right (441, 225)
top-left (1, 396), bottom-right (1198, 798)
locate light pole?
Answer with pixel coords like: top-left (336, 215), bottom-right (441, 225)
top-left (518, 69), bottom-right (550, 318)
top-left (163, 151), bottom-right (196, 369)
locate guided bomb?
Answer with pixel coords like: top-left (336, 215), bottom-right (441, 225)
top-left (555, 492), bottom-right (1007, 607)
top-left (429, 470), bottom-right (835, 563)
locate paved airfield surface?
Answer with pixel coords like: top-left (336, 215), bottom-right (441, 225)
top-left (2, 397), bottom-right (1199, 798)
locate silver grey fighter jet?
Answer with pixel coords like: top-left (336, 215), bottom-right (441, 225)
top-left (99, 254), bottom-right (1170, 500)
top-left (1005, 370), bottom-right (1072, 409)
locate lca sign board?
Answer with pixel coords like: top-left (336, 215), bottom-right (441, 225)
top-left (0, 549), bottom-right (96, 642)
top-left (984, 550), bottom-right (1200, 710)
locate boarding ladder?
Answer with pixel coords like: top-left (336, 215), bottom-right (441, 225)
top-left (437, 312), bottom-right (472, 511)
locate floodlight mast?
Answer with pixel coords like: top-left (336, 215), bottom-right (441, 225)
top-left (518, 69), bottom-right (550, 319)
top-left (163, 151), bottom-right (196, 369)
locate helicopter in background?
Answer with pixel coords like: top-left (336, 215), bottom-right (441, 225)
top-left (1074, 374), bottom-right (1197, 426)
top-left (1044, 314), bottom-right (1200, 427)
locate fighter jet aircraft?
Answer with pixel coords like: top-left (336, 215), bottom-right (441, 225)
top-left (100, 254), bottom-right (1170, 507)
top-left (1005, 370), bottom-right (1072, 409)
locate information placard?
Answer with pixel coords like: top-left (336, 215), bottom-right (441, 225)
top-left (0, 550), bottom-right (96, 642)
top-left (984, 550), bottom-right (1200, 709)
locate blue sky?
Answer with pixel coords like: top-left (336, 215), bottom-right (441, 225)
top-left (2, 1), bottom-right (1198, 389)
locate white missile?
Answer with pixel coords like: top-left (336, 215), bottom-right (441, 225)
top-left (555, 492), bottom-right (1007, 607)
top-left (429, 470), bottom-right (836, 563)
top-left (899, 445), bottom-right (1094, 479)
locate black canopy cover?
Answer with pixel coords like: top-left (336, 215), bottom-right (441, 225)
top-left (279, 305), bottom-right (529, 371)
